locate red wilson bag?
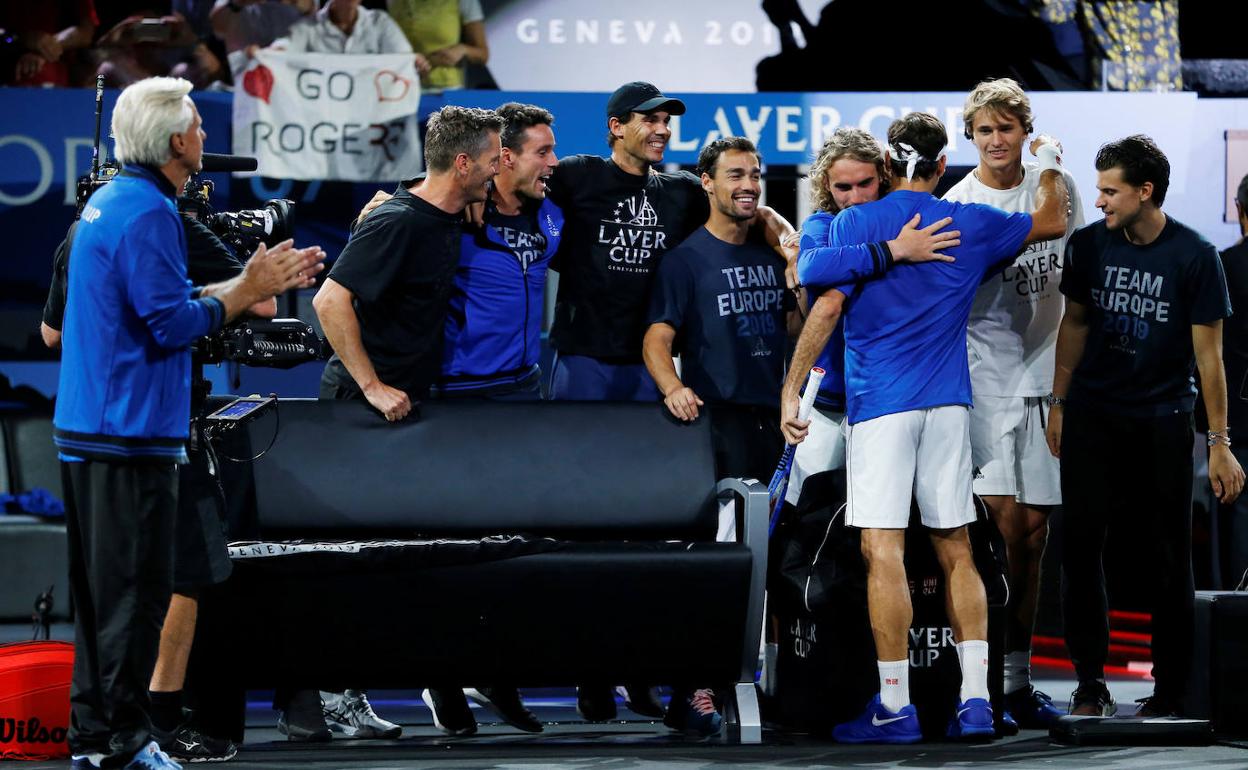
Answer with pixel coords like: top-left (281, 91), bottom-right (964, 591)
top-left (0, 641), bottom-right (73, 760)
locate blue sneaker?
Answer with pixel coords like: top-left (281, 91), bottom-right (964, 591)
top-left (123, 741), bottom-right (183, 770)
top-left (947, 697), bottom-right (995, 740)
top-left (832, 694), bottom-right (922, 744)
top-left (998, 709), bottom-right (1019, 736)
top-left (1005, 685), bottom-right (1063, 728)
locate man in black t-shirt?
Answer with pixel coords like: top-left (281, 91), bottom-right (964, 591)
top-left (644, 137), bottom-right (792, 484)
top-left (1047, 135), bottom-right (1244, 718)
top-left (641, 138), bottom-right (794, 737)
top-left (1218, 173), bottom-right (1248, 588)
top-left (546, 81), bottom-right (795, 402)
top-left (314, 105), bottom-right (504, 421)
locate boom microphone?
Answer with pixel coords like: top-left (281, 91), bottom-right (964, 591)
top-left (201, 153), bottom-right (259, 173)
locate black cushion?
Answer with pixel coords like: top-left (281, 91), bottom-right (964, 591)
top-left (245, 399), bottom-right (719, 539)
top-left (3, 413), bottom-right (60, 498)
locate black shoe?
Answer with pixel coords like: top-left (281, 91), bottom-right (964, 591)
top-left (1135, 694), bottom-right (1181, 718)
top-left (576, 685), bottom-right (617, 722)
top-left (422, 688), bottom-right (478, 736)
top-left (1005, 685), bottom-right (1064, 728)
top-left (620, 685), bottom-right (665, 718)
top-left (465, 687), bottom-right (543, 733)
top-left (163, 725), bottom-right (239, 763)
top-left (277, 690), bottom-right (332, 742)
top-left (1069, 680), bottom-right (1117, 717)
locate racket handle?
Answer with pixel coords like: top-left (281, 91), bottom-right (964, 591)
top-left (796, 367), bottom-right (826, 422)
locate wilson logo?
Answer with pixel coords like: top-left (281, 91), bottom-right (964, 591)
top-left (0, 717), bottom-right (68, 744)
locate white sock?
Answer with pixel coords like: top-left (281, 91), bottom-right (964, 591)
top-left (957, 640), bottom-right (990, 703)
top-left (1003, 650), bottom-right (1031, 694)
top-left (878, 659), bottom-right (910, 713)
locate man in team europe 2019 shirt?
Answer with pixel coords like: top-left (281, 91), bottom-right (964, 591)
top-left (797, 112), bottom-right (1069, 743)
top-left (543, 81), bottom-right (794, 403)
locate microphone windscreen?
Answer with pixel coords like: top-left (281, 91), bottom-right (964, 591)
top-left (201, 153), bottom-right (259, 173)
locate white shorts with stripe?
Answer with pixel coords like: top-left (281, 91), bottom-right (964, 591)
top-left (784, 406), bottom-right (847, 505)
top-left (969, 394), bottom-right (1061, 506)
top-left (845, 405), bottom-right (976, 530)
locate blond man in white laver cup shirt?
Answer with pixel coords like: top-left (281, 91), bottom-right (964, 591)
top-left (941, 78), bottom-right (1083, 729)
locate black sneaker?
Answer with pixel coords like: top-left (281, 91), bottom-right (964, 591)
top-left (163, 725), bottom-right (239, 763)
top-left (1135, 694), bottom-right (1181, 718)
top-left (1005, 685), bottom-right (1064, 728)
top-left (620, 685), bottom-right (665, 718)
top-left (422, 688), bottom-right (477, 736)
top-left (277, 689), bottom-right (332, 742)
top-left (465, 687), bottom-right (543, 733)
top-left (576, 685), bottom-right (617, 722)
top-left (1069, 680), bottom-right (1117, 717)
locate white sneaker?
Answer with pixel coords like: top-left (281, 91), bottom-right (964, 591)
top-left (320, 689), bottom-right (402, 739)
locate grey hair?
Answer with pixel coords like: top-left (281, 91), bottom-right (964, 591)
top-left (112, 77), bottom-right (195, 166)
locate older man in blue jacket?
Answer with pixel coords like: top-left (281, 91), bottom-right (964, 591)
top-left (55, 76), bottom-right (323, 770)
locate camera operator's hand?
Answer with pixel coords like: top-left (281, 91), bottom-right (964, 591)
top-left (363, 381), bottom-right (412, 422)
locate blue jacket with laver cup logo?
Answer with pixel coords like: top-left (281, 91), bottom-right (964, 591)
top-left (440, 196), bottom-right (563, 395)
top-left (53, 165), bottom-right (224, 463)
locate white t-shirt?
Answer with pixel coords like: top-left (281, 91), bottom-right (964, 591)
top-left (943, 162), bottom-right (1084, 397)
top-left (274, 6), bottom-right (414, 54)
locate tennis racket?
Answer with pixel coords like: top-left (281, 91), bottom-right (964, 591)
top-left (767, 366), bottom-right (826, 536)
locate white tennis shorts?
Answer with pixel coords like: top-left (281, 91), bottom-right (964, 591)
top-left (784, 406), bottom-right (847, 506)
top-left (969, 395), bottom-right (1061, 506)
top-left (845, 405), bottom-right (976, 530)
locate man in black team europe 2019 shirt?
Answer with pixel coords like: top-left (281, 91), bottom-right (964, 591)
top-left (1048, 135), bottom-right (1244, 718)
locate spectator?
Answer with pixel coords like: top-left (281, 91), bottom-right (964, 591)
top-left (269, 0), bottom-right (412, 55)
top-left (386, 0), bottom-right (486, 91)
top-left (92, 4), bottom-right (225, 89)
top-left (209, 0), bottom-right (315, 75)
top-left (0, 2), bottom-right (98, 87)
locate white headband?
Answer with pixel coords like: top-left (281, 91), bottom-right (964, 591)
top-left (888, 142), bottom-right (947, 181)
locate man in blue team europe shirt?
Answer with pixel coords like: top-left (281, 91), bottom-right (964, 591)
top-left (797, 112), bottom-right (1069, 743)
top-left (54, 77), bottom-right (324, 770)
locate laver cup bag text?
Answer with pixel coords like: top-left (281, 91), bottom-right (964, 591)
top-left (0, 641), bottom-right (73, 760)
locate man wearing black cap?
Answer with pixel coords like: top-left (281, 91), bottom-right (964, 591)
top-left (545, 81), bottom-right (793, 403)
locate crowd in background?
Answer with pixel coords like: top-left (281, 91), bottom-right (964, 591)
top-left (0, 0), bottom-right (489, 93)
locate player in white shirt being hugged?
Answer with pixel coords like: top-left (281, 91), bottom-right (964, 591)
top-left (942, 78), bottom-right (1083, 730)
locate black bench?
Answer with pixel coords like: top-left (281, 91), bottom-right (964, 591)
top-left (195, 398), bottom-right (769, 742)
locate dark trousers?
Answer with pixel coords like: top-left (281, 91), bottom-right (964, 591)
top-left (709, 403), bottom-right (785, 483)
top-left (63, 460), bottom-right (178, 765)
top-left (1059, 405), bottom-right (1195, 698)
top-left (547, 353), bottom-right (660, 402)
top-left (1217, 441), bottom-right (1248, 588)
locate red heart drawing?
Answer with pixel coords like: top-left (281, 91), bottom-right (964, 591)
top-left (374, 69), bottom-right (411, 103)
top-left (243, 64), bottom-right (274, 104)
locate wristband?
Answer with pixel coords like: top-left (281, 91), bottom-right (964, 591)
top-left (1036, 142), bottom-right (1062, 173)
top-left (1208, 429), bottom-right (1232, 448)
top-left (1044, 392), bottom-right (1065, 408)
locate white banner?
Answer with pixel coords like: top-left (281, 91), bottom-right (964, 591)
top-left (232, 50), bottom-right (421, 182)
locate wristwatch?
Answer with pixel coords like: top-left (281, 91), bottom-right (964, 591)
top-left (1044, 393), bottom-right (1066, 408)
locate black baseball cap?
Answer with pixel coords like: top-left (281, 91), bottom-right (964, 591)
top-left (606, 82), bottom-right (686, 120)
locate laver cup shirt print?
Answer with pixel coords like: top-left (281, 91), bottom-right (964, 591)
top-left (233, 51), bottom-right (422, 181)
top-left (547, 155), bottom-right (708, 359)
